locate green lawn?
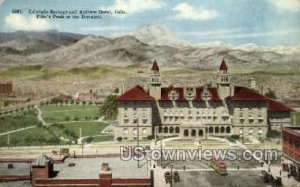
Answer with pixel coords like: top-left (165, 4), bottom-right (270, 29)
top-left (40, 104), bottom-right (101, 123)
top-left (0, 121), bottom-right (110, 147)
top-left (0, 109), bottom-right (38, 133)
top-left (62, 122), bottom-right (108, 137)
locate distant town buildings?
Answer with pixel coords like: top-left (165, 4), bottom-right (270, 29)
top-left (115, 59), bottom-right (294, 141)
top-left (282, 127), bottom-right (300, 181)
top-left (0, 81), bottom-right (13, 95)
top-left (73, 89), bottom-right (97, 102)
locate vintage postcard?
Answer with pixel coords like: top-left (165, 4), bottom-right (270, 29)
top-left (0, 0), bottom-right (299, 186)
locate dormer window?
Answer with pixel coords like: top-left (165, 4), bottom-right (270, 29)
top-left (185, 87), bottom-right (195, 100)
top-left (168, 90), bottom-right (179, 101)
top-left (201, 90), bottom-right (211, 101)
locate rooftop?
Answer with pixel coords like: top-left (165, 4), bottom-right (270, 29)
top-left (283, 127), bottom-right (300, 136)
top-left (267, 99), bottom-right (294, 112)
top-left (219, 59), bottom-right (228, 71)
top-left (117, 85), bottom-right (154, 101)
top-left (54, 157), bottom-right (148, 179)
top-left (151, 60), bottom-right (159, 71)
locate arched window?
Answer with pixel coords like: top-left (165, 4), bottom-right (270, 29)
top-left (142, 128), bottom-right (147, 134)
top-left (258, 128), bottom-right (262, 136)
top-left (215, 127), bottom-right (219, 134)
top-left (184, 129), bottom-right (189, 137)
top-left (191, 129), bottom-right (196, 137)
top-left (169, 127), bottom-right (174, 133)
top-left (249, 128), bottom-right (253, 136)
top-left (209, 127), bottom-right (213, 134)
top-left (198, 129), bottom-right (203, 137)
top-left (123, 128), bottom-right (128, 134)
top-left (175, 127), bottom-right (180, 133)
top-left (226, 126), bottom-right (231, 134)
top-left (158, 126), bottom-right (162, 133)
top-left (164, 127), bottom-right (168, 133)
top-left (220, 126), bottom-right (225, 133)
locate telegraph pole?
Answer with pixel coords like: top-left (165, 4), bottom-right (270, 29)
top-left (7, 134), bottom-right (10, 150)
top-left (137, 122), bottom-right (140, 168)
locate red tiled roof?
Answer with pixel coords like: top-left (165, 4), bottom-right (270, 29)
top-left (219, 59), bottom-right (228, 71)
top-left (227, 86), bottom-right (267, 101)
top-left (117, 85), bottom-right (154, 101)
top-left (267, 99), bottom-right (294, 112)
top-left (160, 86), bottom-right (186, 101)
top-left (160, 86), bottom-right (221, 102)
top-left (151, 60), bottom-right (159, 71)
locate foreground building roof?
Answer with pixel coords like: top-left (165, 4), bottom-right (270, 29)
top-left (227, 86), bottom-right (267, 101)
top-left (267, 99), bottom-right (294, 112)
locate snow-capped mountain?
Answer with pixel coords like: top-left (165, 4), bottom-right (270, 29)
top-left (0, 25), bottom-right (299, 71)
top-left (127, 24), bottom-right (190, 47)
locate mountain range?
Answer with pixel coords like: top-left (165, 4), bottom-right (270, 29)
top-left (0, 25), bottom-right (299, 71)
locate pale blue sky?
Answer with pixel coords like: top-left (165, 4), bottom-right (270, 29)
top-left (0, 0), bottom-right (300, 45)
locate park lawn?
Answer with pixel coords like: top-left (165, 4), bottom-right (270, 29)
top-left (0, 126), bottom-right (61, 147)
top-left (62, 122), bottom-right (109, 137)
top-left (0, 121), bottom-right (110, 147)
top-left (0, 109), bottom-right (39, 134)
top-left (40, 104), bottom-right (101, 123)
top-left (40, 104), bottom-right (99, 112)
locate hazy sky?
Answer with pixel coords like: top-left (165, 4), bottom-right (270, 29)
top-left (0, 0), bottom-right (300, 46)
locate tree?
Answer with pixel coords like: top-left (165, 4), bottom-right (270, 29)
top-left (265, 89), bottom-right (277, 99)
top-left (116, 137), bottom-right (123, 142)
top-left (100, 95), bottom-right (118, 120)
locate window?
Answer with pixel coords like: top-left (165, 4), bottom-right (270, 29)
top-left (191, 129), bottom-right (196, 137)
top-left (169, 127), bottom-right (174, 133)
top-left (133, 128), bottom-right (137, 135)
top-left (249, 128), bottom-right (253, 136)
top-left (175, 127), bottom-right (180, 133)
top-left (143, 119), bottom-right (148, 124)
top-left (184, 129), bottom-right (189, 137)
top-left (164, 116), bottom-right (168, 121)
top-left (133, 119), bottom-right (138, 124)
top-left (142, 128), bottom-right (147, 134)
top-left (226, 126), bottom-right (231, 133)
top-left (164, 127), bottom-right (168, 133)
top-left (215, 127), bottom-right (219, 134)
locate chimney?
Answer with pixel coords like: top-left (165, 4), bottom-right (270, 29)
top-left (249, 78), bottom-right (256, 90)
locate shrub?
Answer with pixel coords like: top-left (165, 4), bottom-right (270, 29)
top-left (86, 136), bottom-right (94, 143)
top-left (116, 137), bottom-right (123, 142)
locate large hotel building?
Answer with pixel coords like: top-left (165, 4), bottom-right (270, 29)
top-left (115, 60), bottom-right (293, 141)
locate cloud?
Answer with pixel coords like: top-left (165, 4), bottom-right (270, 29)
top-left (106, 0), bottom-right (163, 14)
top-left (5, 14), bottom-right (53, 31)
top-left (268, 0), bottom-right (300, 12)
top-left (177, 28), bottom-right (246, 37)
top-left (178, 28), bottom-right (299, 39)
top-left (172, 3), bottom-right (218, 21)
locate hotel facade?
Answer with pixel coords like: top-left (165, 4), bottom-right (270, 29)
top-left (115, 60), bottom-right (293, 141)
